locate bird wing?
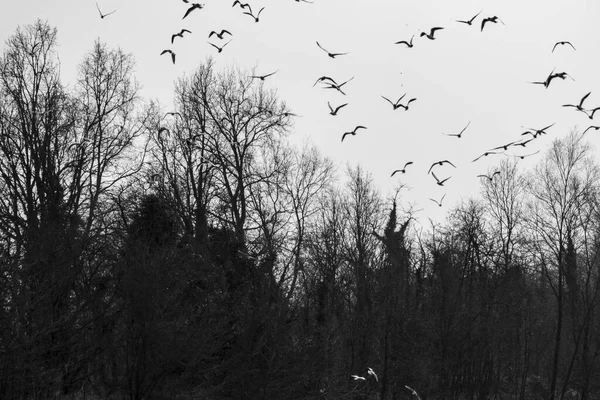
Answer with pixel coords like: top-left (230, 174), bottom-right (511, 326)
top-left (395, 40), bottom-right (410, 46)
top-left (427, 164), bottom-right (435, 174)
top-left (335, 103), bottom-right (348, 113)
top-left (222, 29), bottom-right (232, 35)
top-left (406, 98), bottom-right (417, 106)
top-left (391, 170), bottom-right (400, 177)
top-left (171, 34), bottom-right (178, 44)
top-left (208, 42), bottom-right (220, 50)
top-left (441, 193), bottom-right (447, 202)
top-left (182, 29), bottom-right (192, 34)
top-left (481, 19), bottom-right (488, 31)
top-left (404, 161), bottom-right (413, 168)
top-left (96, 2), bottom-right (102, 16)
top-left (460, 121), bottom-right (471, 134)
top-left (551, 42), bottom-right (560, 53)
top-left (341, 132), bottom-right (351, 142)
top-left (160, 49), bottom-right (171, 55)
top-left (567, 41), bottom-right (576, 50)
top-left (209, 31), bottom-right (217, 38)
top-left (381, 96), bottom-right (395, 106)
top-left (580, 91), bottom-right (591, 107)
top-left (440, 176), bottom-right (451, 184)
top-left (446, 160), bottom-right (456, 168)
top-left (171, 53), bottom-right (176, 64)
top-left (470, 10), bottom-right (483, 22)
top-left (265, 70), bottom-right (278, 78)
top-left (183, 6), bottom-right (195, 19)
top-left (355, 125), bottom-right (367, 131)
top-left (431, 27), bottom-right (444, 33)
top-left (257, 7), bottom-right (265, 17)
top-left (431, 171), bottom-right (439, 181)
top-left (316, 41), bottom-right (329, 53)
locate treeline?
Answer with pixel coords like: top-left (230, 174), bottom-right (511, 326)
top-left (1, 20), bottom-right (600, 400)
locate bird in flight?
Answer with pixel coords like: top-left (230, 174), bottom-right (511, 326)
top-left (456, 10), bottom-right (482, 26)
top-left (511, 150), bottom-right (540, 160)
top-left (443, 121), bottom-right (471, 138)
top-left (563, 92), bottom-right (591, 112)
top-left (432, 172), bottom-right (451, 186)
top-left (351, 375), bottom-right (366, 381)
top-left (232, 1), bottom-right (252, 11)
top-left (420, 27), bottom-right (444, 40)
top-left (530, 70), bottom-right (572, 89)
top-left (512, 138), bottom-right (535, 147)
top-left (399, 97), bottom-right (417, 111)
top-left (328, 101), bottom-right (348, 116)
top-left (481, 16), bottom-right (504, 31)
top-left (582, 125), bottom-right (600, 135)
top-left (477, 171), bottom-right (500, 182)
top-left (472, 151), bottom-right (500, 162)
top-left (160, 49), bottom-right (176, 64)
top-left (313, 76), bottom-right (337, 87)
top-left (342, 126), bottom-right (367, 142)
top-left (183, 3), bottom-right (204, 19)
top-left (391, 161), bottom-right (414, 176)
top-left (552, 41), bottom-right (576, 53)
top-left (244, 7), bottom-right (265, 22)
top-left (521, 122), bottom-right (555, 138)
top-left (585, 107), bottom-right (600, 120)
top-left (171, 29), bottom-right (192, 44)
top-left (430, 194), bottom-right (446, 207)
top-left (405, 385), bottom-right (422, 400)
top-left (316, 41), bottom-right (349, 58)
top-left (395, 36), bottom-right (414, 48)
top-left (251, 70), bottom-right (278, 81)
top-left (367, 368), bottom-right (378, 382)
top-left (209, 29), bottom-right (232, 40)
top-left (96, 2), bottom-right (116, 19)
top-left (428, 160), bottom-right (456, 174)
top-left (323, 76), bottom-right (354, 95)
top-left (490, 141), bottom-right (518, 151)
top-left (208, 40), bottom-right (231, 53)
top-left (382, 94), bottom-right (407, 110)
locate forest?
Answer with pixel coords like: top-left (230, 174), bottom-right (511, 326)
top-left (1, 20), bottom-right (600, 400)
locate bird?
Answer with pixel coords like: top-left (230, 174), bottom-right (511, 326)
top-left (552, 41), bottom-right (576, 53)
top-left (472, 151), bottom-right (500, 162)
top-left (481, 16), bottom-right (504, 31)
top-left (391, 162), bottom-right (414, 176)
top-left (563, 92), bottom-right (591, 111)
top-left (351, 375), bottom-right (366, 381)
top-left (208, 40), bottom-right (231, 53)
top-left (183, 3), bottom-right (204, 19)
top-left (491, 141), bottom-right (518, 151)
top-left (420, 27), bottom-right (444, 40)
top-left (382, 94), bottom-right (407, 110)
top-left (323, 76), bottom-right (354, 95)
top-left (430, 194), bottom-right (446, 207)
top-left (232, 0), bottom-right (252, 11)
top-left (328, 101), bottom-right (348, 116)
top-left (584, 107), bottom-right (600, 119)
top-left (395, 36), bottom-right (414, 48)
top-left (171, 29), bottom-right (192, 44)
top-left (513, 138), bottom-right (535, 147)
top-left (432, 171), bottom-right (451, 186)
top-left (456, 10), bottom-right (482, 26)
top-left (313, 76), bottom-right (337, 87)
top-left (367, 368), bottom-right (378, 382)
top-left (521, 122), bottom-right (555, 138)
top-left (209, 29), bottom-right (232, 40)
top-left (405, 385), bottom-right (422, 400)
top-left (160, 49), bottom-right (176, 64)
top-left (582, 125), bottom-right (600, 135)
top-left (443, 121), bottom-right (471, 138)
top-left (251, 70), bottom-right (277, 81)
top-left (399, 97), bottom-right (417, 110)
top-left (96, 2), bottom-right (116, 19)
top-left (477, 171), bottom-right (500, 182)
top-left (511, 150), bottom-right (540, 160)
top-left (316, 41), bottom-right (349, 58)
top-left (243, 7), bottom-right (265, 22)
top-left (341, 126), bottom-right (367, 142)
top-left (428, 160), bottom-right (456, 174)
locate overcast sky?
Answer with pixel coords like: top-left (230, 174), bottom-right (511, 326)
top-left (1, 0), bottom-right (599, 225)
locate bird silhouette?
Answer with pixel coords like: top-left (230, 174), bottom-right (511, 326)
top-left (395, 36), bottom-right (414, 48)
top-left (552, 41), bottom-right (576, 53)
top-left (491, 141), bottom-right (518, 151)
top-left (313, 76), bottom-right (337, 87)
top-left (316, 41), bottom-right (349, 58)
top-left (171, 29), bottom-right (192, 44)
top-left (443, 121), bottom-right (471, 138)
top-left (521, 122), bottom-right (555, 138)
top-left (341, 125), bottom-right (367, 142)
top-left (323, 76), bottom-right (354, 95)
top-left (530, 70), bottom-right (572, 89)
top-left (420, 27), bottom-right (444, 40)
top-left (208, 40), bottom-right (231, 53)
top-left (160, 49), bottom-right (176, 64)
top-left (481, 16), bottom-right (504, 31)
top-left (232, 0), bottom-right (252, 11)
top-left (585, 107), bottom-right (600, 119)
top-left (399, 97), bottom-right (417, 110)
top-left (472, 151), bottom-right (500, 162)
top-left (351, 375), bottom-right (366, 381)
top-left (477, 171), bottom-right (500, 182)
top-left (209, 29), bottom-right (232, 39)
top-left (456, 10), bottom-right (482, 26)
top-left (382, 94), bottom-right (407, 110)
top-left (563, 92), bottom-right (591, 111)
top-left (432, 171), bottom-right (451, 186)
top-left (183, 3), bottom-right (204, 19)
top-left (367, 368), bottom-right (378, 382)
top-left (96, 2), bottom-right (116, 19)
top-left (391, 162), bottom-right (413, 176)
top-left (511, 150), bottom-right (540, 160)
top-left (583, 125), bottom-right (600, 135)
top-left (428, 160), bottom-right (456, 174)
top-left (405, 385), bottom-right (423, 400)
top-left (430, 194), bottom-right (446, 207)
top-left (328, 101), bottom-right (348, 116)
top-left (513, 138), bottom-right (535, 147)
top-left (244, 7), bottom-right (265, 22)
top-left (251, 70), bottom-right (277, 81)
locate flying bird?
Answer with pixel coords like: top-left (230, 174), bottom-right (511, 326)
top-left (351, 375), bottom-right (366, 381)
top-left (420, 27), bottom-right (444, 40)
top-left (323, 76), bottom-right (354, 95)
top-left (552, 41), bottom-right (576, 53)
top-left (183, 3), bottom-right (204, 19)
top-left (491, 141), bottom-right (518, 151)
top-left (513, 138), bottom-right (535, 147)
top-left (316, 41), bottom-right (349, 58)
top-left (209, 29), bottom-right (232, 39)
top-left (585, 107), bottom-right (600, 119)
top-left (232, 0), bottom-right (252, 11)
top-left (328, 101), bottom-right (348, 116)
top-left (313, 76), bottom-right (337, 87)
top-left (443, 121), bottom-right (471, 138)
top-left (428, 160), bottom-right (456, 174)
top-left (477, 171), bottom-right (500, 182)
top-left (341, 125), bottom-right (367, 142)
top-left (511, 150), bottom-right (540, 160)
top-left (160, 49), bottom-right (176, 64)
top-left (399, 97), bottom-right (417, 110)
top-left (251, 70), bottom-right (277, 81)
top-left (582, 125), bottom-right (600, 135)
top-left (171, 29), bottom-right (192, 44)
top-left (563, 92), bottom-right (591, 111)
top-left (395, 36), bottom-right (414, 48)
top-left (208, 40), bottom-right (231, 53)
top-left (481, 16), bottom-right (504, 31)
top-left (430, 194), bottom-right (446, 207)
top-left (243, 6), bottom-right (265, 22)
top-left (367, 368), bottom-right (378, 382)
top-left (391, 162), bottom-right (413, 176)
top-left (405, 385), bottom-right (422, 400)
top-left (521, 122), bottom-right (555, 138)
top-left (472, 151), bottom-right (500, 162)
top-left (456, 10), bottom-right (482, 26)
top-left (432, 171), bottom-right (451, 186)
top-left (382, 94), bottom-right (407, 110)
top-left (96, 2), bottom-right (116, 19)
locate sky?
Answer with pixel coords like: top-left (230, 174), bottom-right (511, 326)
top-left (1, 0), bottom-right (600, 226)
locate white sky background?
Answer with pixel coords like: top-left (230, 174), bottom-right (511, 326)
top-left (1, 0), bottom-right (600, 226)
